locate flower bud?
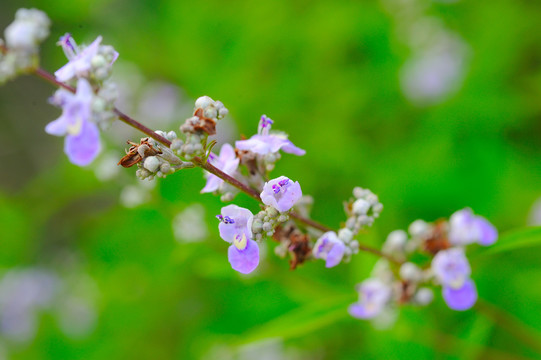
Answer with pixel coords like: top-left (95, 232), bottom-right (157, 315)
top-left (353, 199), bottom-right (370, 215)
top-left (143, 156), bottom-right (160, 172)
top-left (414, 288), bottom-right (434, 306)
top-left (338, 228), bottom-right (354, 243)
top-left (195, 96), bottom-right (212, 109)
top-left (409, 219), bottom-right (430, 238)
top-left (399, 262), bottom-right (422, 282)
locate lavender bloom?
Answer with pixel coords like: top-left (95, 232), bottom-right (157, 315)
top-left (201, 143), bottom-right (239, 193)
top-left (442, 278), bottom-right (478, 311)
top-left (55, 34), bottom-right (118, 82)
top-left (431, 248), bottom-right (471, 289)
top-left (260, 176), bottom-right (302, 212)
top-left (348, 278), bottom-right (392, 319)
top-left (313, 231), bottom-right (346, 268)
top-left (45, 78), bottom-right (101, 166)
top-left (218, 205), bottom-right (259, 274)
top-left (449, 208), bottom-right (498, 246)
top-left (235, 115), bottom-right (305, 156)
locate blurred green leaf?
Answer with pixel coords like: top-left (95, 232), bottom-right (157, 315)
top-left (473, 226), bottom-right (541, 259)
top-left (232, 295), bottom-right (351, 346)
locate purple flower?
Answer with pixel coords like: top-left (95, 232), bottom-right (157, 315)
top-left (45, 78), bottom-right (101, 166)
top-left (442, 279), bottom-right (477, 311)
top-left (449, 208), bottom-right (498, 246)
top-left (348, 278), bottom-right (392, 319)
top-left (313, 231), bottom-right (345, 268)
top-left (55, 34), bottom-right (118, 82)
top-left (201, 144), bottom-right (239, 193)
top-left (260, 176), bottom-right (302, 212)
top-left (235, 115), bottom-right (305, 156)
top-left (218, 205), bottom-right (259, 274)
top-left (431, 248), bottom-right (471, 289)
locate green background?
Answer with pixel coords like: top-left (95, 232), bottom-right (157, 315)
top-left (0, 0), bottom-right (540, 359)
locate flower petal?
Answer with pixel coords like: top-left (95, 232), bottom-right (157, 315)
top-left (476, 217), bottom-right (498, 246)
top-left (228, 240), bottom-right (259, 274)
top-left (54, 64), bottom-right (76, 82)
top-left (218, 205), bottom-right (254, 243)
top-left (260, 176), bottom-right (302, 212)
top-left (442, 279), bottom-right (477, 311)
top-left (64, 120), bottom-right (101, 166)
top-left (219, 143), bottom-right (236, 162)
top-left (281, 139), bottom-right (306, 156)
top-left (45, 116), bottom-right (68, 136)
top-left (325, 241), bottom-right (345, 268)
top-left (201, 175), bottom-right (222, 193)
top-left (348, 302), bottom-right (380, 319)
top-left (235, 136), bottom-right (271, 155)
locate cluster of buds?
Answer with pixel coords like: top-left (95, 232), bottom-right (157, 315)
top-left (345, 187), bottom-right (383, 231)
top-left (118, 133), bottom-right (193, 181)
top-left (309, 187), bottom-right (384, 269)
top-left (172, 96), bottom-right (228, 160)
top-left (349, 208), bottom-right (497, 326)
top-left (0, 8), bottom-right (50, 84)
top-left (252, 206), bottom-right (290, 241)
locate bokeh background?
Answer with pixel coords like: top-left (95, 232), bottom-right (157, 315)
top-left (1, 0), bottom-right (541, 359)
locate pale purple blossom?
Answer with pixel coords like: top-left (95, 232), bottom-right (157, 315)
top-left (431, 248), bottom-right (471, 289)
top-left (442, 278), bottom-right (478, 311)
top-left (45, 78), bottom-right (101, 166)
top-left (348, 278), bottom-right (392, 319)
top-left (313, 231), bottom-right (345, 268)
top-left (201, 143), bottom-right (239, 193)
top-left (218, 205), bottom-right (259, 274)
top-left (260, 176), bottom-right (302, 212)
top-left (235, 115), bottom-right (305, 156)
top-left (448, 208), bottom-right (498, 246)
top-left (55, 34), bottom-right (118, 82)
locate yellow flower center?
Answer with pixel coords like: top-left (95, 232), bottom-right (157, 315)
top-left (67, 117), bottom-right (83, 135)
top-left (233, 233), bottom-right (248, 251)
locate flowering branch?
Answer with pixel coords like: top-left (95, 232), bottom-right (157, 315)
top-left (35, 63), bottom-right (386, 259)
top-left (0, 8), bottom-right (505, 329)
top-left (33, 65), bottom-right (339, 235)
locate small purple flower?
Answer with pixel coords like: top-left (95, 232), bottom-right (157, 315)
top-left (260, 176), bottom-right (302, 212)
top-left (235, 115), bottom-right (305, 156)
top-left (313, 231), bottom-right (345, 268)
top-left (431, 248), bottom-right (471, 289)
top-left (442, 278), bottom-right (478, 311)
top-left (45, 78), bottom-right (101, 166)
top-left (449, 208), bottom-right (498, 246)
top-left (201, 144), bottom-right (239, 193)
top-left (348, 278), bottom-right (392, 319)
top-left (55, 34), bottom-right (118, 82)
top-left (217, 205), bottom-right (259, 274)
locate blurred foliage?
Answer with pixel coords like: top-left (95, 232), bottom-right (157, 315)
top-left (0, 0), bottom-right (540, 359)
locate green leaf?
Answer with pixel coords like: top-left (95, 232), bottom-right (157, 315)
top-left (231, 295), bottom-right (351, 346)
top-left (472, 226), bottom-right (541, 260)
